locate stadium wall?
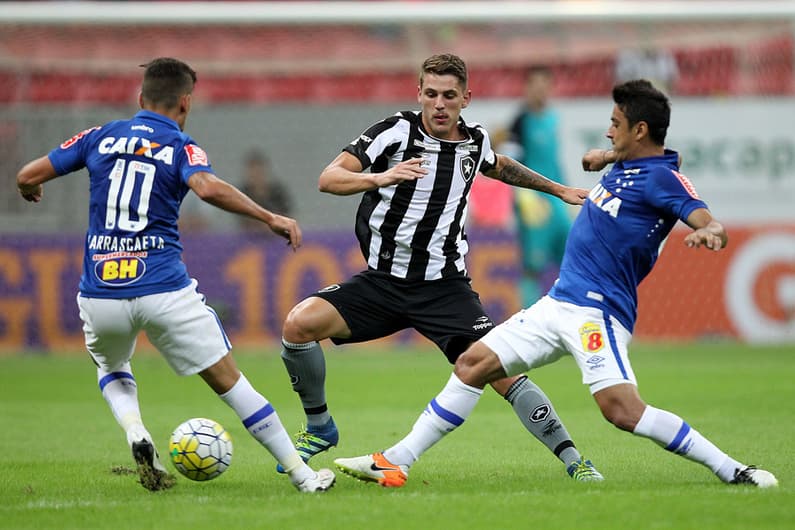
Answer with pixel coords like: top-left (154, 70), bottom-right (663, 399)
top-left (1, 224), bottom-right (793, 354)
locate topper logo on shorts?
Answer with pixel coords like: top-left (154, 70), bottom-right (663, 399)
top-left (472, 315), bottom-right (493, 331)
top-left (95, 257), bottom-right (146, 286)
top-left (579, 322), bottom-right (605, 353)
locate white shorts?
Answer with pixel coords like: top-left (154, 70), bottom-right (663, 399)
top-left (481, 295), bottom-right (637, 394)
top-left (77, 279), bottom-right (231, 376)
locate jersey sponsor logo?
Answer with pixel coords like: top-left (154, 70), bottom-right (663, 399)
top-left (184, 144), bottom-right (209, 166)
top-left (579, 322), bottom-right (605, 353)
top-left (130, 124), bottom-right (154, 133)
top-left (60, 126), bottom-right (101, 149)
top-left (94, 256), bottom-right (146, 286)
top-left (98, 136), bottom-right (174, 165)
top-left (460, 155), bottom-right (476, 182)
top-left (672, 170), bottom-right (701, 199)
top-left (88, 234), bottom-right (165, 252)
top-left (588, 182), bottom-right (622, 218)
top-left (414, 139), bottom-right (441, 153)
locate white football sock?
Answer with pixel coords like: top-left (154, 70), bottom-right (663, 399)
top-left (97, 363), bottom-right (145, 437)
top-left (219, 373), bottom-right (306, 477)
top-left (633, 405), bottom-right (742, 482)
top-left (385, 373), bottom-right (483, 467)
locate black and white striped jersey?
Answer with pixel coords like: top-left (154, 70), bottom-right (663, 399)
top-left (342, 111), bottom-right (497, 281)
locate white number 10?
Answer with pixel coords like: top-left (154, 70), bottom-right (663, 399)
top-left (104, 159), bottom-right (156, 232)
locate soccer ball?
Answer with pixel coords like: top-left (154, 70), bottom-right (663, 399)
top-left (169, 417), bottom-right (233, 481)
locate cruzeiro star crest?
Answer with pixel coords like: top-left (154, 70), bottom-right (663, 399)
top-left (459, 155), bottom-right (476, 182)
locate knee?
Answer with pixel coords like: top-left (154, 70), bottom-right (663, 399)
top-left (594, 388), bottom-right (645, 432)
top-left (600, 406), bottom-right (636, 432)
top-left (282, 303), bottom-right (316, 344)
top-left (453, 343), bottom-right (501, 389)
top-left (282, 297), bottom-right (342, 344)
top-left (453, 352), bottom-right (478, 384)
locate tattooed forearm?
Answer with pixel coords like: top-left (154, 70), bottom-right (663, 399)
top-left (494, 157), bottom-right (560, 195)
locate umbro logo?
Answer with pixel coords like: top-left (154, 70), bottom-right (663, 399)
top-left (586, 355), bottom-right (605, 370)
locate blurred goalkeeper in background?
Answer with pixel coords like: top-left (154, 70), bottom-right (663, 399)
top-left (276, 53), bottom-right (604, 483)
top-left (15, 57), bottom-right (335, 493)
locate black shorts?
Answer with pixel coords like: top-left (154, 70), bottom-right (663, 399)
top-left (311, 270), bottom-right (495, 363)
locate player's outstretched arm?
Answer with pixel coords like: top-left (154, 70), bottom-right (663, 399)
top-left (318, 151), bottom-right (427, 196)
top-left (16, 155), bottom-right (59, 203)
top-left (581, 149), bottom-right (617, 171)
top-left (188, 171), bottom-right (302, 249)
top-left (683, 207), bottom-right (728, 251)
top-left (487, 154), bottom-right (588, 205)
top-left (582, 149), bottom-right (682, 171)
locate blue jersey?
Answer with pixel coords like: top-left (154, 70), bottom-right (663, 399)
top-left (548, 150), bottom-right (707, 332)
top-left (48, 110), bottom-right (213, 298)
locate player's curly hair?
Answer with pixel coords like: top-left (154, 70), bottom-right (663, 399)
top-left (612, 79), bottom-right (671, 145)
top-left (420, 53), bottom-right (468, 88)
top-left (140, 57), bottom-right (197, 109)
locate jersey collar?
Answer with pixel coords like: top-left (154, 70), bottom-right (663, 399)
top-left (616, 148), bottom-right (680, 170)
top-left (133, 110), bottom-right (182, 131)
top-left (415, 111), bottom-right (472, 143)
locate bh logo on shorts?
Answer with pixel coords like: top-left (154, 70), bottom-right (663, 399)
top-left (94, 256), bottom-right (146, 286)
top-left (579, 322), bottom-right (605, 353)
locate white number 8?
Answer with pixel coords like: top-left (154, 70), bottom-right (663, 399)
top-left (104, 159), bottom-right (156, 232)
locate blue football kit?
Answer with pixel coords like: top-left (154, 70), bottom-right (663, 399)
top-left (49, 110), bottom-right (213, 299)
top-left (549, 150), bottom-right (707, 332)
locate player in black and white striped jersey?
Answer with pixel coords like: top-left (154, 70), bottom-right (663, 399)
top-left (277, 53), bottom-right (602, 482)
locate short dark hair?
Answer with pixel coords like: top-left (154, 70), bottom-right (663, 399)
top-left (420, 53), bottom-right (468, 89)
top-left (140, 57), bottom-right (197, 109)
top-left (612, 79), bottom-right (671, 145)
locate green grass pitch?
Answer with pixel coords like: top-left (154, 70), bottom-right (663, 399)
top-left (1, 342), bottom-right (793, 530)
